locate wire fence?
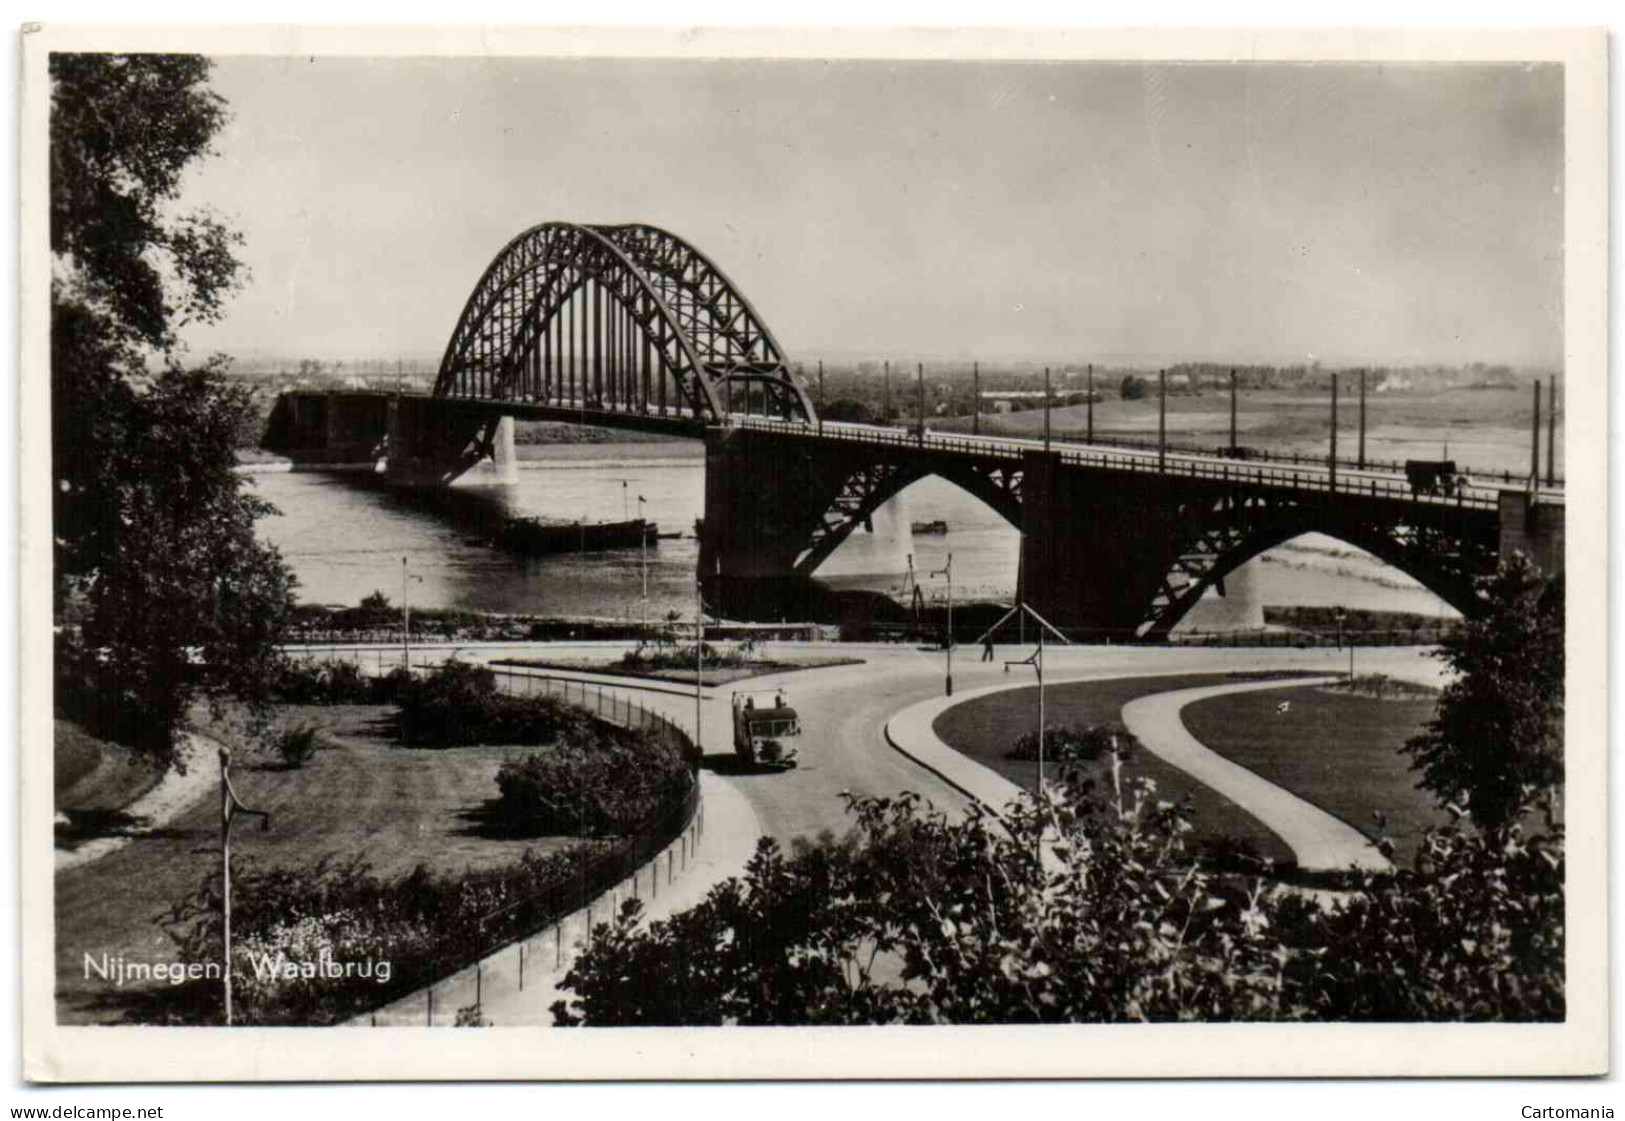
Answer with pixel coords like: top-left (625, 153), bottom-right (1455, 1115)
top-left (286, 651), bottom-right (709, 1026)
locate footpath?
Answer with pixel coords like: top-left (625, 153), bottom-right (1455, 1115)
top-left (354, 672), bottom-right (766, 1028)
top-left (884, 672), bottom-right (1389, 873)
top-left (54, 732), bottom-right (219, 874)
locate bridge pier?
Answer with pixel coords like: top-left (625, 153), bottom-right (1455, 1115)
top-left (1019, 452), bottom-right (1188, 639)
top-left (700, 426), bottom-right (822, 619)
top-left (385, 397), bottom-right (518, 487)
top-left (1498, 490), bottom-right (1565, 576)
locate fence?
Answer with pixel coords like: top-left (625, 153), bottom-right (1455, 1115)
top-left (735, 416), bottom-right (1553, 512)
top-left (738, 415), bottom-right (1566, 491)
top-left (846, 618), bottom-right (1454, 650)
top-left (282, 653), bottom-right (709, 1026)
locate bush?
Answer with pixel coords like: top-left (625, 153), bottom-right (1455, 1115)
top-left (552, 759), bottom-right (1564, 1027)
top-left (393, 659), bottom-right (595, 747)
top-left (619, 640), bottom-right (748, 673)
top-left (1005, 722), bottom-right (1137, 764)
top-left (163, 846), bottom-right (596, 1025)
top-left (495, 734), bottom-right (692, 837)
top-left (272, 658), bottom-right (377, 705)
top-left (276, 722), bottom-right (320, 769)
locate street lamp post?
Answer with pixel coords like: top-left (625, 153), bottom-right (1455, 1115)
top-left (1036, 625), bottom-right (1046, 802)
top-left (401, 557), bottom-right (412, 670)
top-left (694, 572), bottom-right (704, 749)
top-left (931, 553), bottom-right (954, 696)
top-left (219, 747), bottom-right (269, 1025)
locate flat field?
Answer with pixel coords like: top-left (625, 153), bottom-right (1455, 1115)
top-left (938, 386), bottom-right (1560, 479)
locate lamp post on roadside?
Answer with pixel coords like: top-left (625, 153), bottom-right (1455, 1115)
top-left (401, 557), bottom-right (424, 671)
top-left (930, 553), bottom-right (954, 696)
top-left (219, 747), bottom-right (269, 1026)
top-left (639, 494), bottom-right (648, 633)
top-left (694, 571), bottom-right (704, 750)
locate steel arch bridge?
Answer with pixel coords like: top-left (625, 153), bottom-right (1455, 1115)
top-left (434, 222), bottom-right (817, 424)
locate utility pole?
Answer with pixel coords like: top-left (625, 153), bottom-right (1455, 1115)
top-left (1043, 366), bottom-right (1052, 451)
top-left (1229, 368), bottom-right (1238, 452)
top-left (1086, 363), bottom-right (1094, 444)
top-left (884, 360), bottom-right (891, 421)
top-left (639, 495), bottom-right (648, 632)
top-left (1330, 372), bottom-right (1339, 492)
top-left (1358, 369), bottom-right (1368, 470)
top-left (1546, 375), bottom-right (1557, 486)
top-left (1158, 370), bottom-right (1167, 472)
top-left (818, 360), bottom-right (825, 436)
top-left (917, 362), bottom-right (926, 445)
top-left (968, 361), bottom-right (979, 436)
top-left (1531, 381), bottom-right (1541, 490)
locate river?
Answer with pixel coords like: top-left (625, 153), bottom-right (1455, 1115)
top-left (249, 441), bottom-right (1457, 628)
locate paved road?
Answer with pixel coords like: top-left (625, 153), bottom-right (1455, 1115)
top-left (381, 640), bottom-right (1450, 850)
top-left (737, 416), bottom-right (1566, 507)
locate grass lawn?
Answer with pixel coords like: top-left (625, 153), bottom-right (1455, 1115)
top-left (932, 672), bottom-right (1324, 868)
top-left (55, 704), bottom-right (586, 1024)
top-left (1180, 684), bottom-right (1444, 867)
top-left (55, 719), bottom-right (162, 816)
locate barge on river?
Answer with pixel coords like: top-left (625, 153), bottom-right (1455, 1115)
top-left (496, 516), bottom-right (659, 556)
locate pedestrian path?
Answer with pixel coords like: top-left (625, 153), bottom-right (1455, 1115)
top-left (1121, 679), bottom-right (1390, 872)
top-left (886, 673), bottom-right (1390, 873)
top-left (55, 733), bottom-right (218, 874)
top-left (356, 767), bottom-right (765, 1027)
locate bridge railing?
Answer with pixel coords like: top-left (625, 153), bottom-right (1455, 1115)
top-left (733, 417), bottom-right (1510, 511)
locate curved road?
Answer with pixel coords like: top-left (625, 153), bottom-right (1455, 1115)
top-left (400, 640), bottom-right (1449, 850)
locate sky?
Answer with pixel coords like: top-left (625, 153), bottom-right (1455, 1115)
top-left (176, 56), bottom-right (1564, 369)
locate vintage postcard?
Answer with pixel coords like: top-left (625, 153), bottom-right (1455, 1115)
top-left (18, 24), bottom-right (1607, 1081)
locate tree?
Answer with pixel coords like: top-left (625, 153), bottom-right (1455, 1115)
top-left (552, 760), bottom-right (1564, 1025)
top-left (1119, 374), bottom-right (1146, 401)
top-left (1402, 554), bottom-right (1564, 835)
top-left (51, 54), bottom-right (296, 766)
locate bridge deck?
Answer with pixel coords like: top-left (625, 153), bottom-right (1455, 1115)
top-left (297, 390), bottom-right (1564, 509)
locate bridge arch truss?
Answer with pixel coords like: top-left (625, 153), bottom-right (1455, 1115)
top-left (434, 223), bottom-right (816, 424)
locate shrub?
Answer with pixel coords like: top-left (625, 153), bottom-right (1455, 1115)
top-left (1005, 722), bottom-right (1138, 764)
top-left (163, 846), bottom-right (597, 1025)
top-left (275, 722), bottom-right (320, 769)
top-left (272, 658), bottom-right (377, 705)
top-left (619, 641), bottom-right (747, 672)
top-left (552, 760), bottom-right (1564, 1027)
top-left (393, 659), bottom-right (596, 747)
top-left (495, 733), bottom-right (692, 837)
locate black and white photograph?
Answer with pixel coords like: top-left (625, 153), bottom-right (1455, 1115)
top-left (15, 22), bottom-right (1608, 1083)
